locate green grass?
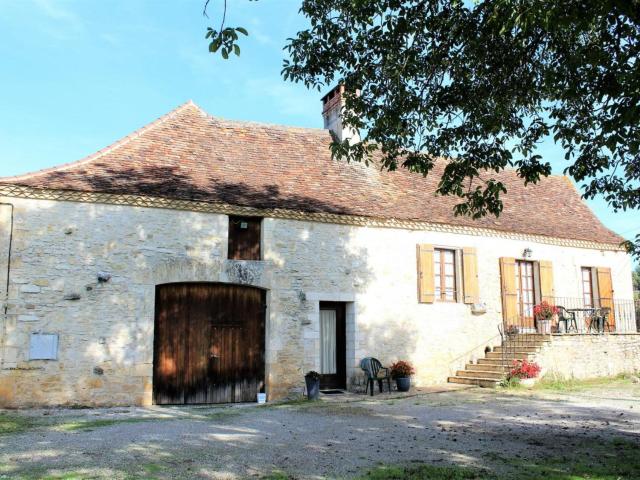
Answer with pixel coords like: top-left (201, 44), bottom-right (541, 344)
top-left (56, 417), bottom-right (154, 432)
top-left (362, 464), bottom-right (483, 479)
top-left (533, 373), bottom-right (634, 392)
top-left (0, 413), bottom-right (44, 435)
top-left (362, 437), bottom-right (640, 480)
top-left (262, 471), bottom-right (293, 480)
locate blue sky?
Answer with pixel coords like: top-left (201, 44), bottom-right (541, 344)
top-left (0, 0), bottom-right (638, 258)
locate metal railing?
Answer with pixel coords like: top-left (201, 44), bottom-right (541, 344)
top-left (551, 297), bottom-right (637, 334)
top-left (498, 297), bottom-right (638, 380)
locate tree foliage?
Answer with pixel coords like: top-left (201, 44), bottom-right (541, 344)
top-left (207, 0), bottom-right (640, 256)
top-left (633, 264), bottom-right (640, 293)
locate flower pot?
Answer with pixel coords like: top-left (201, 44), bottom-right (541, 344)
top-left (537, 319), bottom-right (551, 334)
top-left (305, 376), bottom-right (320, 400)
top-left (520, 378), bottom-right (536, 388)
top-left (395, 377), bottom-right (411, 392)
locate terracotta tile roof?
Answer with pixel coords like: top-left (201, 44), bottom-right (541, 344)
top-left (0, 101), bottom-right (623, 245)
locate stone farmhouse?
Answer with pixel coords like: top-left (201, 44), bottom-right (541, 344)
top-left (0, 87), bottom-right (637, 407)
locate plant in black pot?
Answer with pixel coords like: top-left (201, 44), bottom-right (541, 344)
top-left (304, 371), bottom-right (320, 400)
top-left (390, 361), bottom-right (415, 392)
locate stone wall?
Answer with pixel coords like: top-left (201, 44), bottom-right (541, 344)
top-left (0, 196), bottom-right (634, 407)
top-left (537, 334), bottom-right (640, 379)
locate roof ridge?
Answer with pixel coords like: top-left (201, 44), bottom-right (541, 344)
top-left (0, 100), bottom-right (198, 182)
top-left (196, 110), bottom-right (328, 135)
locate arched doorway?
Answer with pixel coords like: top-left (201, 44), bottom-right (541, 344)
top-left (152, 283), bottom-right (266, 404)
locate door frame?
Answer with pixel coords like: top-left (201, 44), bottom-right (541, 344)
top-left (152, 282), bottom-right (266, 405)
top-left (318, 301), bottom-right (347, 390)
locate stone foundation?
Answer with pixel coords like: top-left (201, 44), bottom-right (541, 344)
top-left (537, 334), bottom-right (640, 379)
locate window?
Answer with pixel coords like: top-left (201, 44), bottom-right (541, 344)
top-left (228, 216), bottom-right (262, 260)
top-left (581, 267), bottom-right (594, 308)
top-left (515, 260), bottom-right (535, 320)
top-left (434, 248), bottom-right (457, 302)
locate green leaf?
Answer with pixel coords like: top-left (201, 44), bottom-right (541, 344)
top-left (236, 27), bottom-right (248, 36)
top-left (233, 44), bottom-right (241, 56)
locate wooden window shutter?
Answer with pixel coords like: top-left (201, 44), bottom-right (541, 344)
top-left (499, 257), bottom-right (518, 322)
top-left (462, 247), bottom-right (479, 304)
top-left (596, 267), bottom-right (615, 327)
top-left (416, 244), bottom-right (435, 303)
top-left (538, 260), bottom-right (555, 302)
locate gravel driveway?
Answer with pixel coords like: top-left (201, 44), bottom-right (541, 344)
top-left (1, 382), bottom-right (639, 479)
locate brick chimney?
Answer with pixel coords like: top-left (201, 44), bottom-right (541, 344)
top-left (321, 85), bottom-right (360, 144)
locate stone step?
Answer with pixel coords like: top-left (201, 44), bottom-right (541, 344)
top-left (508, 334), bottom-right (550, 340)
top-left (447, 376), bottom-right (499, 388)
top-left (477, 358), bottom-right (514, 366)
top-left (493, 345), bottom-right (541, 353)
top-left (466, 363), bottom-right (509, 372)
top-left (485, 351), bottom-right (532, 360)
top-left (456, 370), bottom-right (504, 380)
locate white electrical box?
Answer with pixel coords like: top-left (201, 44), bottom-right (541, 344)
top-left (29, 333), bottom-right (59, 360)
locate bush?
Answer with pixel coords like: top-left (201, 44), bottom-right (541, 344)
top-left (508, 359), bottom-right (541, 380)
top-left (390, 360), bottom-right (415, 378)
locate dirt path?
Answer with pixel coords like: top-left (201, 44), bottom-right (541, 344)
top-left (1, 383), bottom-right (639, 479)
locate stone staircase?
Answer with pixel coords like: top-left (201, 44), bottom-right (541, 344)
top-left (448, 334), bottom-right (550, 387)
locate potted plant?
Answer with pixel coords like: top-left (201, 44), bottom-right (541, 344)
top-left (508, 359), bottom-right (541, 388)
top-left (390, 360), bottom-right (415, 392)
top-left (304, 371), bottom-right (320, 400)
top-left (505, 324), bottom-right (520, 339)
top-left (534, 301), bottom-right (558, 334)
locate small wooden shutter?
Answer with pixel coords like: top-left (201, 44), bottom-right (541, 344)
top-left (499, 257), bottom-right (518, 322)
top-left (462, 247), bottom-right (479, 304)
top-left (596, 267), bottom-right (615, 327)
top-left (416, 244), bottom-right (435, 303)
top-left (538, 260), bottom-right (555, 303)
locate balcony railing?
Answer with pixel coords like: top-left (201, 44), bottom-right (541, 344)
top-left (553, 297), bottom-right (637, 334)
top-left (502, 297), bottom-right (638, 335)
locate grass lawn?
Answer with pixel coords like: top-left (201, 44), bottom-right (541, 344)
top-left (363, 437), bottom-right (639, 479)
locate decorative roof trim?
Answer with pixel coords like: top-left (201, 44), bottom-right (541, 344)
top-left (0, 184), bottom-right (625, 252)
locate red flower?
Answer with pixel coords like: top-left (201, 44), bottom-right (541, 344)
top-left (533, 301), bottom-right (559, 320)
top-left (390, 360), bottom-right (415, 378)
top-left (509, 359), bottom-right (541, 379)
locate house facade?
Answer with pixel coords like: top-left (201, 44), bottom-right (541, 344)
top-left (0, 92), bottom-right (636, 407)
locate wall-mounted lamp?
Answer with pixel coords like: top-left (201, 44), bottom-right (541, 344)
top-left (522, 248), bottom-right (533, 259)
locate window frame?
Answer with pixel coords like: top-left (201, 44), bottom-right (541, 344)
top-left (515, 259), bottom-right (535, 321)
top-left (227, 216), bottom-right (262, 261)
top-left (433, 247), bottom-right (458, 303)
top-left (581, 266), bottom-right (595, 308)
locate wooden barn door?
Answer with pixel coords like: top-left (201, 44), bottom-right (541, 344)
top-left (153, 283), bottom-right (265, 405)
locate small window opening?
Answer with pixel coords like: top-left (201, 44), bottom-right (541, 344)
top-left (228, 216), bottom-right (261, 260)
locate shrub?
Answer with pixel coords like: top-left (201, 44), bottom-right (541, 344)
top-left (304, 371), bottom-right (320, 380)
top-left (500, 376), bottom-right (521, 388)
top-left (390, 360), bottom-right (415, 378)
top-left (508, 359), bottom-right (541, 380)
